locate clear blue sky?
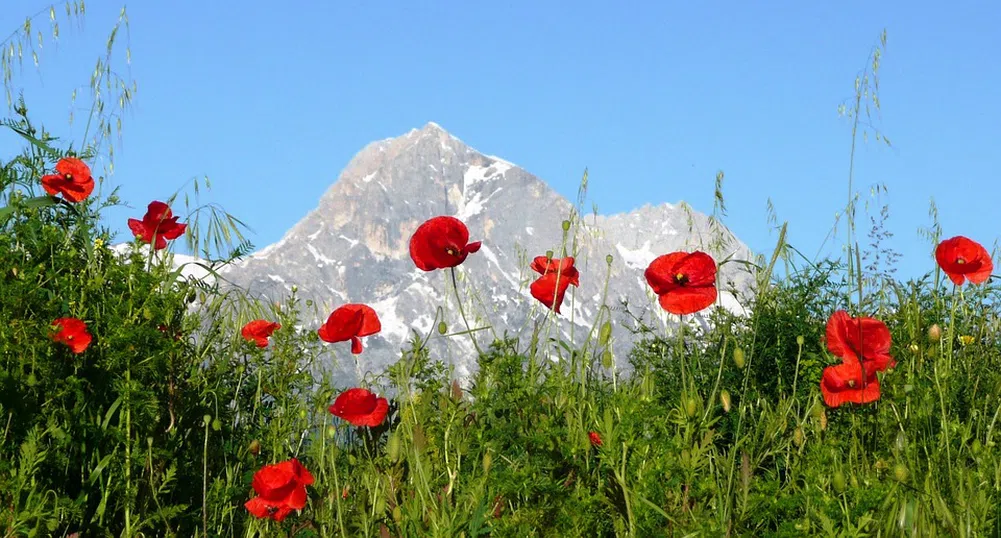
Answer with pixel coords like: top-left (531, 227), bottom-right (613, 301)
top-left (5, 1), bottom-right (1000, 282)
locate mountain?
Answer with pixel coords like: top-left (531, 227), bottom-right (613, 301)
top-left (218, 122), bottom-right (757, 385)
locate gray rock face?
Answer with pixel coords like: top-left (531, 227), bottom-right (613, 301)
top-left (219, 122), bottom-right (757, 385)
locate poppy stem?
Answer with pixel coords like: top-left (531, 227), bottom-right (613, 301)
top-left (449, 267), bottom-right (483, 357)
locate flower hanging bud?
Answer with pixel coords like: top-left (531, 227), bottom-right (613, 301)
top-left (562, 220), bottom-right (571, 231)
top-left (438, 321), bottom-right (447, 335)
top-left (720, 390), bottom-right (732, 413)
top-left (928, 324), bottom-right (941, 342)
top-left (733, 348), bottom-right (746, 369)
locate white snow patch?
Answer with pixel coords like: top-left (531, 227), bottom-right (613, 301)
top-left (306, 244), bottom-right (336, 265)
top-left (525, 226), bottom-right (534, 235)
top-left (267, 274), bottom-right (286, 283)
top-left (615, 241), bottom-right (658, 270)
top-left (376, 181), bottom-right (388, 192)
top-left (339, 235), bottom-right (359, 248)
top-left (369, 295), bottom-right (408, 344)
top-left (307, 224), bottom-right (324, 240)
top-left (361, 172), bottom-right (376, 183)
top-left (255, 232), bottom-right (292, 258)
top-left (457, 187), bottom-right (503, 220)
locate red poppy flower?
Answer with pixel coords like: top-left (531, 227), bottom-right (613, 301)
top-left (244, 458), bottom-right (314, 522)
top-left (50, 317), bottom-right (92, 354)
top-left (127, 201), bottom-right (187, 250)
top-left (40, 157), bottom-right (94, 203)
top-left (820, 360), bottom-right (880, 408)
top-left (529, 256), bottom-right (580, 314)
top-left (409, 216), bottom-right (482, 271)
top-left (644, 251), bottom-right (717, 315)
top-left (825, 310), bottom-right (895, 371)
top-left (328, 387), bottom-right (389, 427)
top-left (935, 236), bottom-right (993, 286)
top-left (317, 304), bottom-right (381, 354)
top-left (241, 320), bottom-right (281, 348)
top-left (588, 431), bottom-right (602, 447)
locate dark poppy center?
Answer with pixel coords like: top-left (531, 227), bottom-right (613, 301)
top-left (64, 173), bottom-right (73, 180)
top-left (956, 257), bottom-right (966, 264)
top-left (847, 379), bottom-right (856, 388)
top-left (445, 246), bottom-right (459, 257)
top-left (674, 272), bottom-right (689, 286)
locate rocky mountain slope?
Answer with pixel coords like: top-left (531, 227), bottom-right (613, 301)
top-left (217, 123), bottom-right (757, 385)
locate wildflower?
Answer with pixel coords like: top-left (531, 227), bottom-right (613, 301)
top-left (819, 360), bottom-right (880, 408)
top-left (329, 387), bottom-right (389, 427)
top-left (959, 335), bottom-right (975, 346)
top-left (241, 320), bottom-right (281, 348)
top-left (935, 236), bottom-right (993, 285)
top-left (50, 317), bottom-right (92, 354)
top-left (41, 157), bottom-right (94, 202)
top-left (317, 304), bottom-right (381, 354)
top-left (588, 431), bottom-right (602, 447)
top-left (127, 201), bottom-right (187, 250)
top-left (244, 458), bottom-right (314, 522)
top-left (825, 310), bottom-right (895, 372)
top-left (644, 251), bottom-right (717, 315)
top-left (409, 216), bottom-right (481, 271)
top-left (529, 255), bottom-right (580, 314)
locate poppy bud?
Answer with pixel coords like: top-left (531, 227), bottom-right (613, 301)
top-left (482, 450), bottom-right (492, 474)
top-left (387, 431), bottom-right (401, 462)
top-left (684, 396), bottom-right (698, 418)
top-left (606, 254), bottom-right (613, 265)
top-left (832, 470), bottom-right (846, 493)
top-left (601, 348), bottom-right (613, 369)
top-left (562, 220), bottom-right (571, 231)
top-left (211, 418), bottom-right (222, 431)
top-left (893, 463), bottom-right (908, 482)
top-left (720, 390), bottom-right (731, 412)
top-left (895, 431), bottom-right (908, 453)
top-left (326, 425), bottom-right (337, 439)
top-left (202, 414), bottom-right (212, 427)
top-left (733, 348), bottom-right (746, 369)
top-left (373, 493), bottom-right (387, 514)
top-left (291, 284), bottom-right (298, 293)
top-left (438, 321), bottom-right (447, 335)
top-left (26, 373), bottom-right (37, 386)
top-left (392, 506), bottom-right (402, 523)
top-left (599, 321), bottom-right (612, 346)
top-left (793, 427), bottom-right (804, 447)
top-left (796, 335), bottom-right (804, 346)
top-left (248, 439), bottom-right (261, 456)
top-left (545, 250), bottom-right (553, 260)
top-left (928, 324), bottom-right (941, 342)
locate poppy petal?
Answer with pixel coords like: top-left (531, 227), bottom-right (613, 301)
top-left (657, 286), bottom-right (716, 316)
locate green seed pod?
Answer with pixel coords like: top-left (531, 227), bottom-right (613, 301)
top-left (438, 321), bottom-right (447, 335)
top-left (248, 439), bottom-right (261, 456)
top-left (203, 414), bottom-right (212, 427)
top-left (606, 254), bottom-right (614, 265)
top-left (545, 250), bottom-right (554, 260)
top-left (733, 348), bottom-right (746, 369)
top-left (299, 409), bottom-right (307, 419)
top-left (796, 335), bottom-right (804, 346)
top-left (793, 427), bottom-right (804, 447)
top-left (832, 470), bottom-right (846, 493)
top-left (392, 505), bottom-right (402, 522)
top-left (562, 220), bottom-right (571, 231)
top-left (25, 373), bottom-right (37, 387)
top-left (211, 418), bottom-right (222, 431)
top-left (326, 425), bottom-right (337, 439)
top-left (601, 348), bottom-right (613, 369)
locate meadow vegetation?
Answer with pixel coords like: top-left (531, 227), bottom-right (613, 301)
top-left (2, 8), bottom-right (1000, 538)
